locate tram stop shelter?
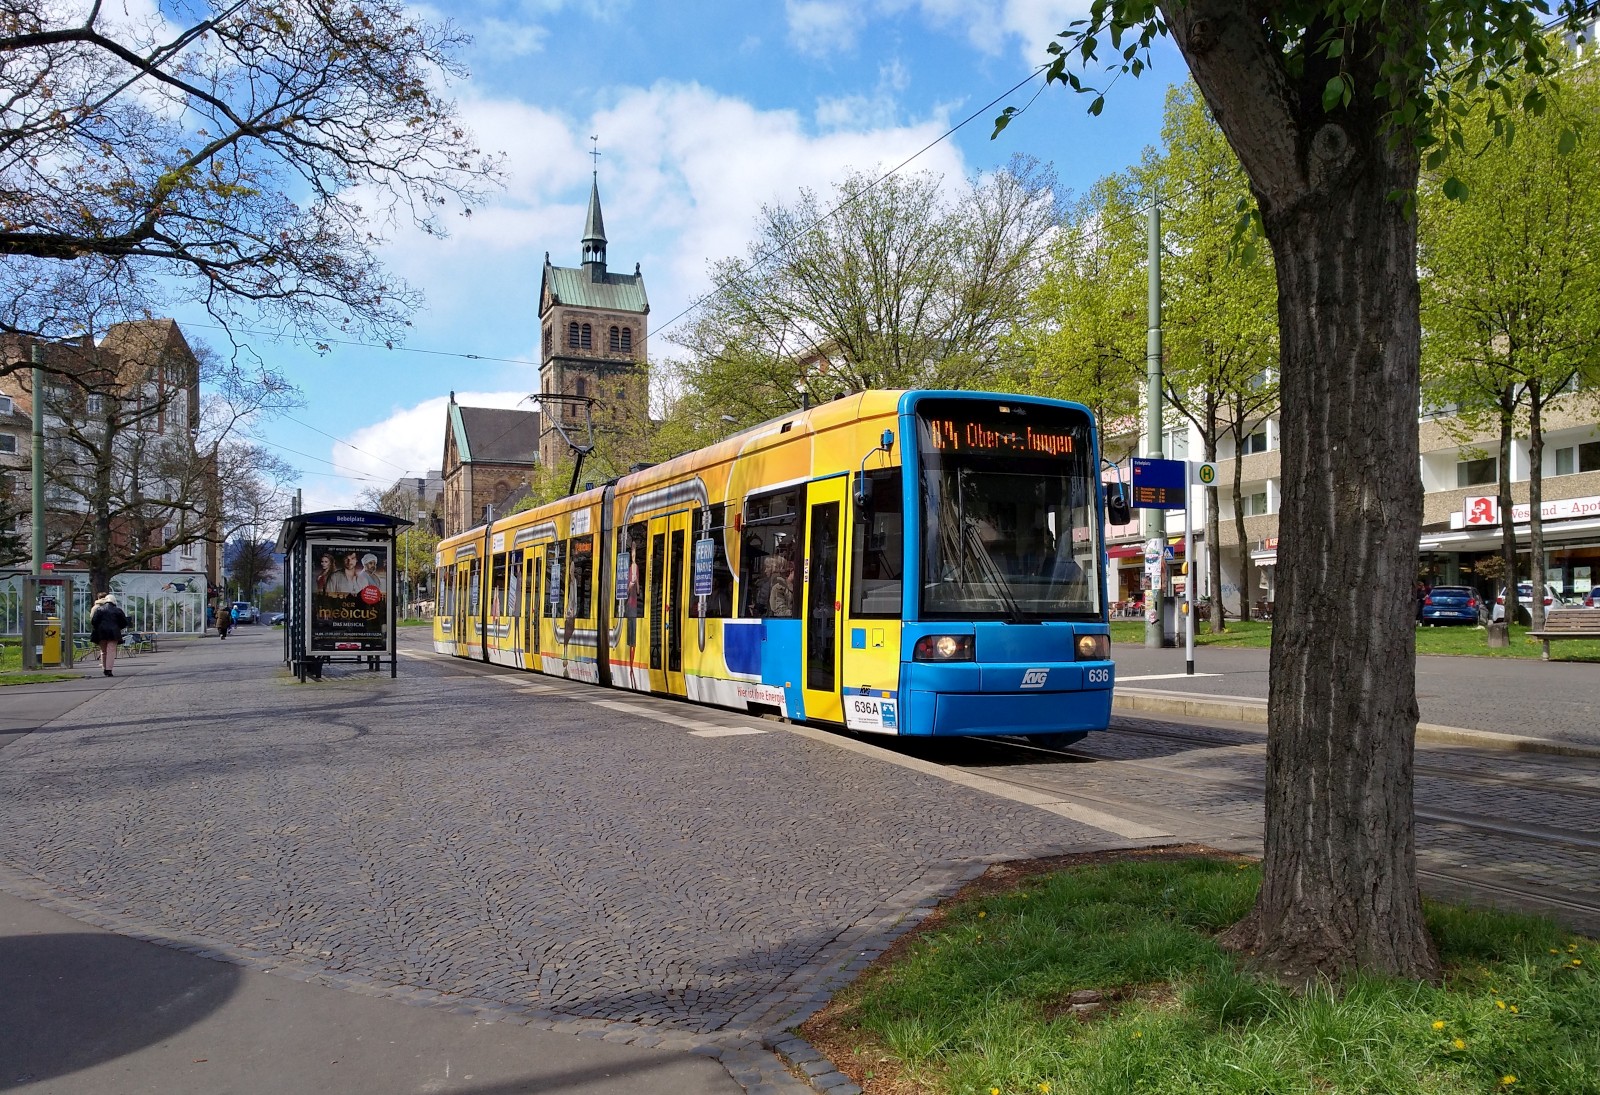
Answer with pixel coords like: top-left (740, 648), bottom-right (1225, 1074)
top-left (279, 510), bottom-right (411, 681)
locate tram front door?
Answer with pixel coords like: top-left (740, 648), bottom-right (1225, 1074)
top-left (646, 511), bottom-right (690, 696)
top-left (524, 549), bottom-right (542, 668)
top-left (802, 476), bottom-right (846, 724)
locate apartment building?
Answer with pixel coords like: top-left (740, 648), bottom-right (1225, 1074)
top-left (1127, 390), bottom-right (1600, 615)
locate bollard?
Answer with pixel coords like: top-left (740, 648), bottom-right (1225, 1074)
top-left (1486, 621), bottom-right (1509, 649)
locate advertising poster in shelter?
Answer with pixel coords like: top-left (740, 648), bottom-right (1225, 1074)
top-left (307, 540), bottom-right (391, 651)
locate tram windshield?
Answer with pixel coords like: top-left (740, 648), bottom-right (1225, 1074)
top-left (916, 399), bottom-right (1102, 620)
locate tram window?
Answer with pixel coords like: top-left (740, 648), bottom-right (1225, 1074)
top-left (467, 559), bottom-right (480, 615)
top-left (618, 522), bottom-right (647, 618)
top-left (740, 487), bottom-right (805, 619)
top-left (547, 540), bottom-right (566, 619)
top-left (569, 536), bottom-right (594, 619)
top-left (439, 565), bottom-right (454, 615)
top-left (850, 469), bottom-right (903, 617)
top-left (490, 553), bottom-right (507, 616)
top-left (507, 549), bottom-right (524, 619)
top-left (688, 503), bottom-right (735, 618)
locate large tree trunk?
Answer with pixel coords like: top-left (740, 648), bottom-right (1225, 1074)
top-left (1166, 0), bottom-right (1438, 981)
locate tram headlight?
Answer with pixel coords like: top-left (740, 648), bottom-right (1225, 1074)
top-left (913, 634), bottom-right (975, 661)
top-left (1075, 633), bottom-right (1110, 661)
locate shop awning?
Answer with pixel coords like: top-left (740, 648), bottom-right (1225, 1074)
top-left (1108, 545), bottom-right (1143, 559)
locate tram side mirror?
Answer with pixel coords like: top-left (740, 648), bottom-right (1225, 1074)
top-left (854, 476), bottom-right (874, 512)
top-left (1106, 487), bottom-right (1132, 527)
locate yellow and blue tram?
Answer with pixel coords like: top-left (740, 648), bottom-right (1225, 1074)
top-left (433, 390), bottom-right (1117, 742)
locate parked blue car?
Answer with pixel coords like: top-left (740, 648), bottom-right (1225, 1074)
top-left (1419, 585), bottom-right (1482, 626)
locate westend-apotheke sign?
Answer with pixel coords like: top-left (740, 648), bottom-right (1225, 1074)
top-left (1458, 495), bottom-right (1600, 528)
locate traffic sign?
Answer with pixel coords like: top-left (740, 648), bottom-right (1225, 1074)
top-left (1131, 457), bottom-right (1187, 510)
top-left (1196, 462), bottom-right (1218, 486)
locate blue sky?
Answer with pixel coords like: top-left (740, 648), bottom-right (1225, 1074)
top-left (229, 0), bottom-right (1188, 511)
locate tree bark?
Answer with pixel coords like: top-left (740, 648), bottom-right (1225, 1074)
top-left (1205, 432), bottom-right (1225, 631)
top-left (1164, 0), bottom-right (1439, 981)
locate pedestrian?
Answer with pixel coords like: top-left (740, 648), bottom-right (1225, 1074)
top-left (217, 602), bottom-right (232, 640)
top-left (89, 592), bottom-right (128, 677)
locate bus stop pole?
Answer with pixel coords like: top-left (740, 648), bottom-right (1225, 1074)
top-left (1184, 465), bottom-right (1195, 675)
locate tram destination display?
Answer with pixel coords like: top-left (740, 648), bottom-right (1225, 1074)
top-left (922, 403), bottom-right (1085, 459)
top-left (307, 540), bottom-right (391, 651)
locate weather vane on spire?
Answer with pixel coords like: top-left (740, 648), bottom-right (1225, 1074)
top-left (589, 135), bottom-right (601, 173)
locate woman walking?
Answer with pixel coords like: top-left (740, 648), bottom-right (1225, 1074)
top-left (89, 592), bottom-right (128, 677)
top-left (217, 601), bottom-right (232, 640)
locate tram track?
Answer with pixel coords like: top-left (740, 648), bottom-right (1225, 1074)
top-left (933, 723), bottom-right (1600, 855)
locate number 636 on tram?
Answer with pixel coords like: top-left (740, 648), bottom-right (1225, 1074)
top-left (433, 389), bottom-right (1126, 745)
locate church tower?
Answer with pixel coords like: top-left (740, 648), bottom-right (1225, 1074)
top-left (537, 172), bottom-right (650, 472)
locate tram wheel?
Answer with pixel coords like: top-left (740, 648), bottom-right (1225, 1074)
top-left (1025, 731), bottom-right (1088, 749)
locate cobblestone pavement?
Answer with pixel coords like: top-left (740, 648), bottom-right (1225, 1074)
top-left (0, 629), bottom-right (1120, 1091)
top-left (1111, 643), bottom-right (1600, 744)
top-left (944, 715), bottom-right (1600, 934)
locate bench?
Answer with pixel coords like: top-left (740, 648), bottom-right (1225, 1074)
top-left (123, 631), bottom-right (158, 654)
top-left (1527, 607), bottom-right (1600, 660)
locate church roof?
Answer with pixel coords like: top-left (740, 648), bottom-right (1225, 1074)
top-left (543, 260), bottom-right (650, 314)
top-left (448, 403), bottom-right (540, 465)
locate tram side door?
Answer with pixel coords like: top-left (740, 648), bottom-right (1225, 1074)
top-left (453, 563), bottom-right (471, 651)
top-left (645, 511), bottom-right (690, 696)
top-left (526, 545), bottom-right (545, 667)
top-left (801, 476), bottom-right (847, 724)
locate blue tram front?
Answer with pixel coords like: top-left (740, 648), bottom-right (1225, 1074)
top-left (891, 393), bottom-right (1112, 743)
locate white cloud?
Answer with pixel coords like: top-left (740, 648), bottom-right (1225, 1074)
top-left (332, 389), bottom-right (535, 487)
top-left (785, 0), bottom-right (1084, 60)
top-left (785, 0), bottom-right (866, 56)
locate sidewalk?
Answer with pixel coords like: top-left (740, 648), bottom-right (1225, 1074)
top-left (0, 630), bottom-right (747, 1095)
top-left (1110, 641), bottom-right (1600, 752)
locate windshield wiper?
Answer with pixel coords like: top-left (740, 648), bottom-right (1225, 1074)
top-left (958, 517), bottom-right (1027, 623)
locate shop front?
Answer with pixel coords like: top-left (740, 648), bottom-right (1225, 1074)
top-left (1423, 494), bottom-right (1600, 603)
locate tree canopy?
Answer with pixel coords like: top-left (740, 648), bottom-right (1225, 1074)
top-left (0, 0), bottom-right (500, 362)
top-left (664, 158), bottom-right (1058, 441)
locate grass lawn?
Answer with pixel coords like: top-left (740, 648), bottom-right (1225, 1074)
top-left (1109, 619), bottom-right (1600, 662)
top-left (803, 850), bottom-right (1599, 1095)
top-left (0, 672), bottom-right (80, 686)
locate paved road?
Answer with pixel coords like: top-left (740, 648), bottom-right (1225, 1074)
top-left (1111, 641), bottom-right (1600, 743)
top-left (0, 628), bottom-right (1119, 1094)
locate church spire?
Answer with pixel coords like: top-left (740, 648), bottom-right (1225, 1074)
top-left (582, 138), bottom-right (607, 280)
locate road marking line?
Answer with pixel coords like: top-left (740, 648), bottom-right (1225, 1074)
top-left (1118, 672), bottom-right (1221, 681)
top-left (779, 723), bottom-right (1170, 841)
top-left (689, 726), bottom-right (768, 738)
top-left (587, 697), bottom-right (752, 735)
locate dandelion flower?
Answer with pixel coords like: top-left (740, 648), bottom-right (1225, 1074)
top-left (1510, 1005), bottom-right (1518, 1013)
top-left (1496, 1000), bottom-right (1506, 1009)
top-left (1501, 1076), bottom-right (1517, 1086)
top-left (1038, 1084), bottom-right (1051, 1094)
top-left (1133, 1031), bottom-right (1143, 1038)
top-left (979, 911), bottom-right (987, 919)
top-left (1569, 944), bottom-right (1578, 952)
top-left (1572, 959), bottom-right (1583, 967)
top-left (1550, 949), bottom-right (1560, 955)
top-left (991, 1088), bottom-right (1000, 1095)
top-left (1454, 1039), bottom-right (1466, 1050)
top-left (1432, 1021), bottom-right (1445, 1030)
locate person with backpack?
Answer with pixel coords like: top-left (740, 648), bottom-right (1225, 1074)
top-left (89, 592), bottom-right (129, 677)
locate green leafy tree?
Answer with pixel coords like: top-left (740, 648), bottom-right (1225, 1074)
top-left (1421, 59), bottom-right (1600, 627)
top-left (1006, 0), bottom-right (1593, 981)
top-left (1129, 84), bottom-right (1280, 630)
top-left (1002, 178), bottom-right (1146, 436)
top-left (668, 157), bottom-right (1059, 432)
top-left (0, 0), bottom-right (500, 364)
